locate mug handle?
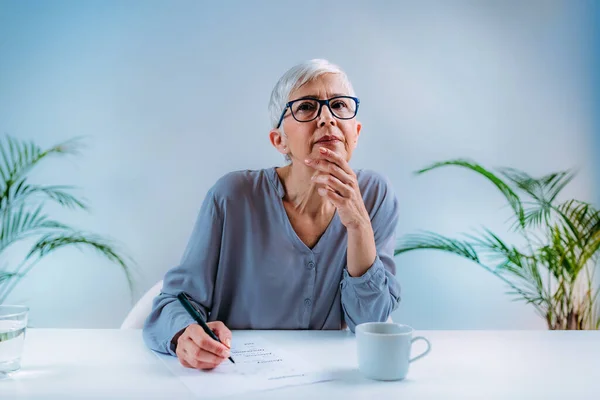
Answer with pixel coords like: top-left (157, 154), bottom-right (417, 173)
top-left (409, 336), bottom-right (431, 363)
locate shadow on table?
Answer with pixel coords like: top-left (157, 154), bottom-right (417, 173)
top-left (328, 367), bottom-right (417, 386)
top-left (0, 366), bottom-right (63, 381)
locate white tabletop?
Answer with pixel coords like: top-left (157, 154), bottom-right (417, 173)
top-left (1, 329), bottom-right (599, 399)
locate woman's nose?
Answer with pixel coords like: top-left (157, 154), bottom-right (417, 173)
top-left (318, 105), bottom-right (336, 127)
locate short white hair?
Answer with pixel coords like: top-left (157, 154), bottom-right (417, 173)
top-left (268, 59), bottom-right (356, 130)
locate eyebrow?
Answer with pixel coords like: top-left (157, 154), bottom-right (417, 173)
top-left (293, 93), bottom-right (350, 100)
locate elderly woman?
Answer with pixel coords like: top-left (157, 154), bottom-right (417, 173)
top-left (143, 59), bottom-right (401, 370)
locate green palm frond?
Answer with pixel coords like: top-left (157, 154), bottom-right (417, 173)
top-left (0, 271), bottom-right (19, 284)
top-left (25, 231), bottom-right (134, 292)
top-left (464, 228), bottom-right (545, 296)
top-left (0, 136), bottom-right (84, 184)
top-left (555, 200), bottom-right (600, 251)
top-left (464, 227), bottom-right (512, 260)
top-left (395, 230), bottom-right (480, 262)
top-left (0, 178), bottom-right (88, 212)
top-left (502, 168), bottom-right (577, 232)
top-left (461, 228), bottom-right (548, 311)
top-left (416, 159), bottom-right (526, 228)
top-left (548, 224), bottom-right (582, 281)
top-left (499, 168), bottom-right (576, 204)
top-left (0, 136), bottom-right (85, 211)
top-left (499, 257), bottom-right (547, 307)
top-left (30, 185), bottom-right (88, 209)
top-left (509, 203), bottom-right (552, 231)
top-left (537, 245), bottom-right (566, 281)
top-left (395, 230), bottom-right (547, 314)
top-left (0, 204), bottom-right (70, 252)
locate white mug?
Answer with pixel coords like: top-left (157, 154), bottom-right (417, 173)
top-left (355, 322), bottom-right (431, 381)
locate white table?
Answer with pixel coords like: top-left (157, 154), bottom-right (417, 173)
top-left (1, 329), bottom-right (599, 399)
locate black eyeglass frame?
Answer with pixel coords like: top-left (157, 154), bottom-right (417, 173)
top-left (275, 95), bottom-right (360, 128)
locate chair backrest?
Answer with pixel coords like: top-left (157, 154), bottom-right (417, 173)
top-left (120, 280), bottom-right (163, 329)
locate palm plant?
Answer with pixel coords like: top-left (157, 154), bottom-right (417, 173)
top-left (395, 159), bottom-right (600, 330)
top-left (0, 135), bottom-right (134, 304)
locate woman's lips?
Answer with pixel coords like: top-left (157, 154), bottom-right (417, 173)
top-left (317, 139), bottom-right (339, 144)
top-left (315, 135), bottom-right (342, 145)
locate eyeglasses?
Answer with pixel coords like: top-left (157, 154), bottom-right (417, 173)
top-left (276, 96), bottom-right (360, 128)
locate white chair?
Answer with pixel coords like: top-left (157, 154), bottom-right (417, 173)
top-left (120, 280), bottom-right (163, 329)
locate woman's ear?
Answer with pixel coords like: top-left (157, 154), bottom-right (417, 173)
top-left (269, 129), bottom-right (288, 155)
top-left (353, 121), bottom-right (362, 148)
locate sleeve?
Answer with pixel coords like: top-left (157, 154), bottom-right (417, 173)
top-left (142, 189), bottom-right (223, 355)
top-left (340, 177), bottom-right (401, 333)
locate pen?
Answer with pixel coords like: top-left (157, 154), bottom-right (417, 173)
top-left (177, 292), bottom-right (235, 364)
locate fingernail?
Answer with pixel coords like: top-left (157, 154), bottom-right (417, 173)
top-left (225, 338), bottom-right (231, 348)
top-left (304, 159), bottom-right (311, 164)
top-left (319, 147), bottom-right (327, 153)
top-left (318, 188), bottom-right (327, 196)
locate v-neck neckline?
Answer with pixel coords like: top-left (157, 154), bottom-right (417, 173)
top-left (266, 166), bottom-right (339, 254)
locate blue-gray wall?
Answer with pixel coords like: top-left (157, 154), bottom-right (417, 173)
top-left (0, 1), bottom-right (597, 329)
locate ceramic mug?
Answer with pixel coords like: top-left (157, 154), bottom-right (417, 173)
top-left (355, 322), bottom-right (431, 381)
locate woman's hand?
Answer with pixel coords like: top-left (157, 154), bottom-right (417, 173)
top-left (305, 147), bottom-right (371, 231)
top-left (175, 321), bottom-right (232, 370)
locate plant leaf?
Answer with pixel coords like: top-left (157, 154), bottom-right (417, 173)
top-left (501, 168), bottom-right (577, 231)
top-left (499, 168), bottom-right (576, 204)
top-left (555, 200), bottom-right (600, 264)
top-left (0, 271), bottom-right (19, 284)
top-left (464, 227), bottom-right (547, 300)
top-left (33, 185), bottom-right (88, 210)
top-left (395, 230), bottom-right (550, 315)
top-left (395, 231), bottom-right (480, 262)
top-left (415, 159), bottom-right (525, 228)
top-left (0, 178), bottom-right (88, 212)
top-left (25, 231), bottom-right (135, 293)
top-left (0, 204), bottom-right (71, 253)
top-left (0, 135), bottom-right (85, 208)
top-left (464, 227), bottom-right (512, 260)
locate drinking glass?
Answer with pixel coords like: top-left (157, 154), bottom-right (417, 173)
top-left (0, 305), bottom-right (29, 376)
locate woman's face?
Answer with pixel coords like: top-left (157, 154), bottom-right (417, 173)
top-left (272, 73), bottom-right (362, 164)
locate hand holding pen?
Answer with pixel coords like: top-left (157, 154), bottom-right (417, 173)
top-left (173, 292), bottom-right (235, 370)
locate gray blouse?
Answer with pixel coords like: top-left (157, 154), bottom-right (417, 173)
top-left (142, 166), bottom-right (401, 355)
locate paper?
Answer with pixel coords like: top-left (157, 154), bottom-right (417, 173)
top-left (154, 334), bottom-right (333, 398)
